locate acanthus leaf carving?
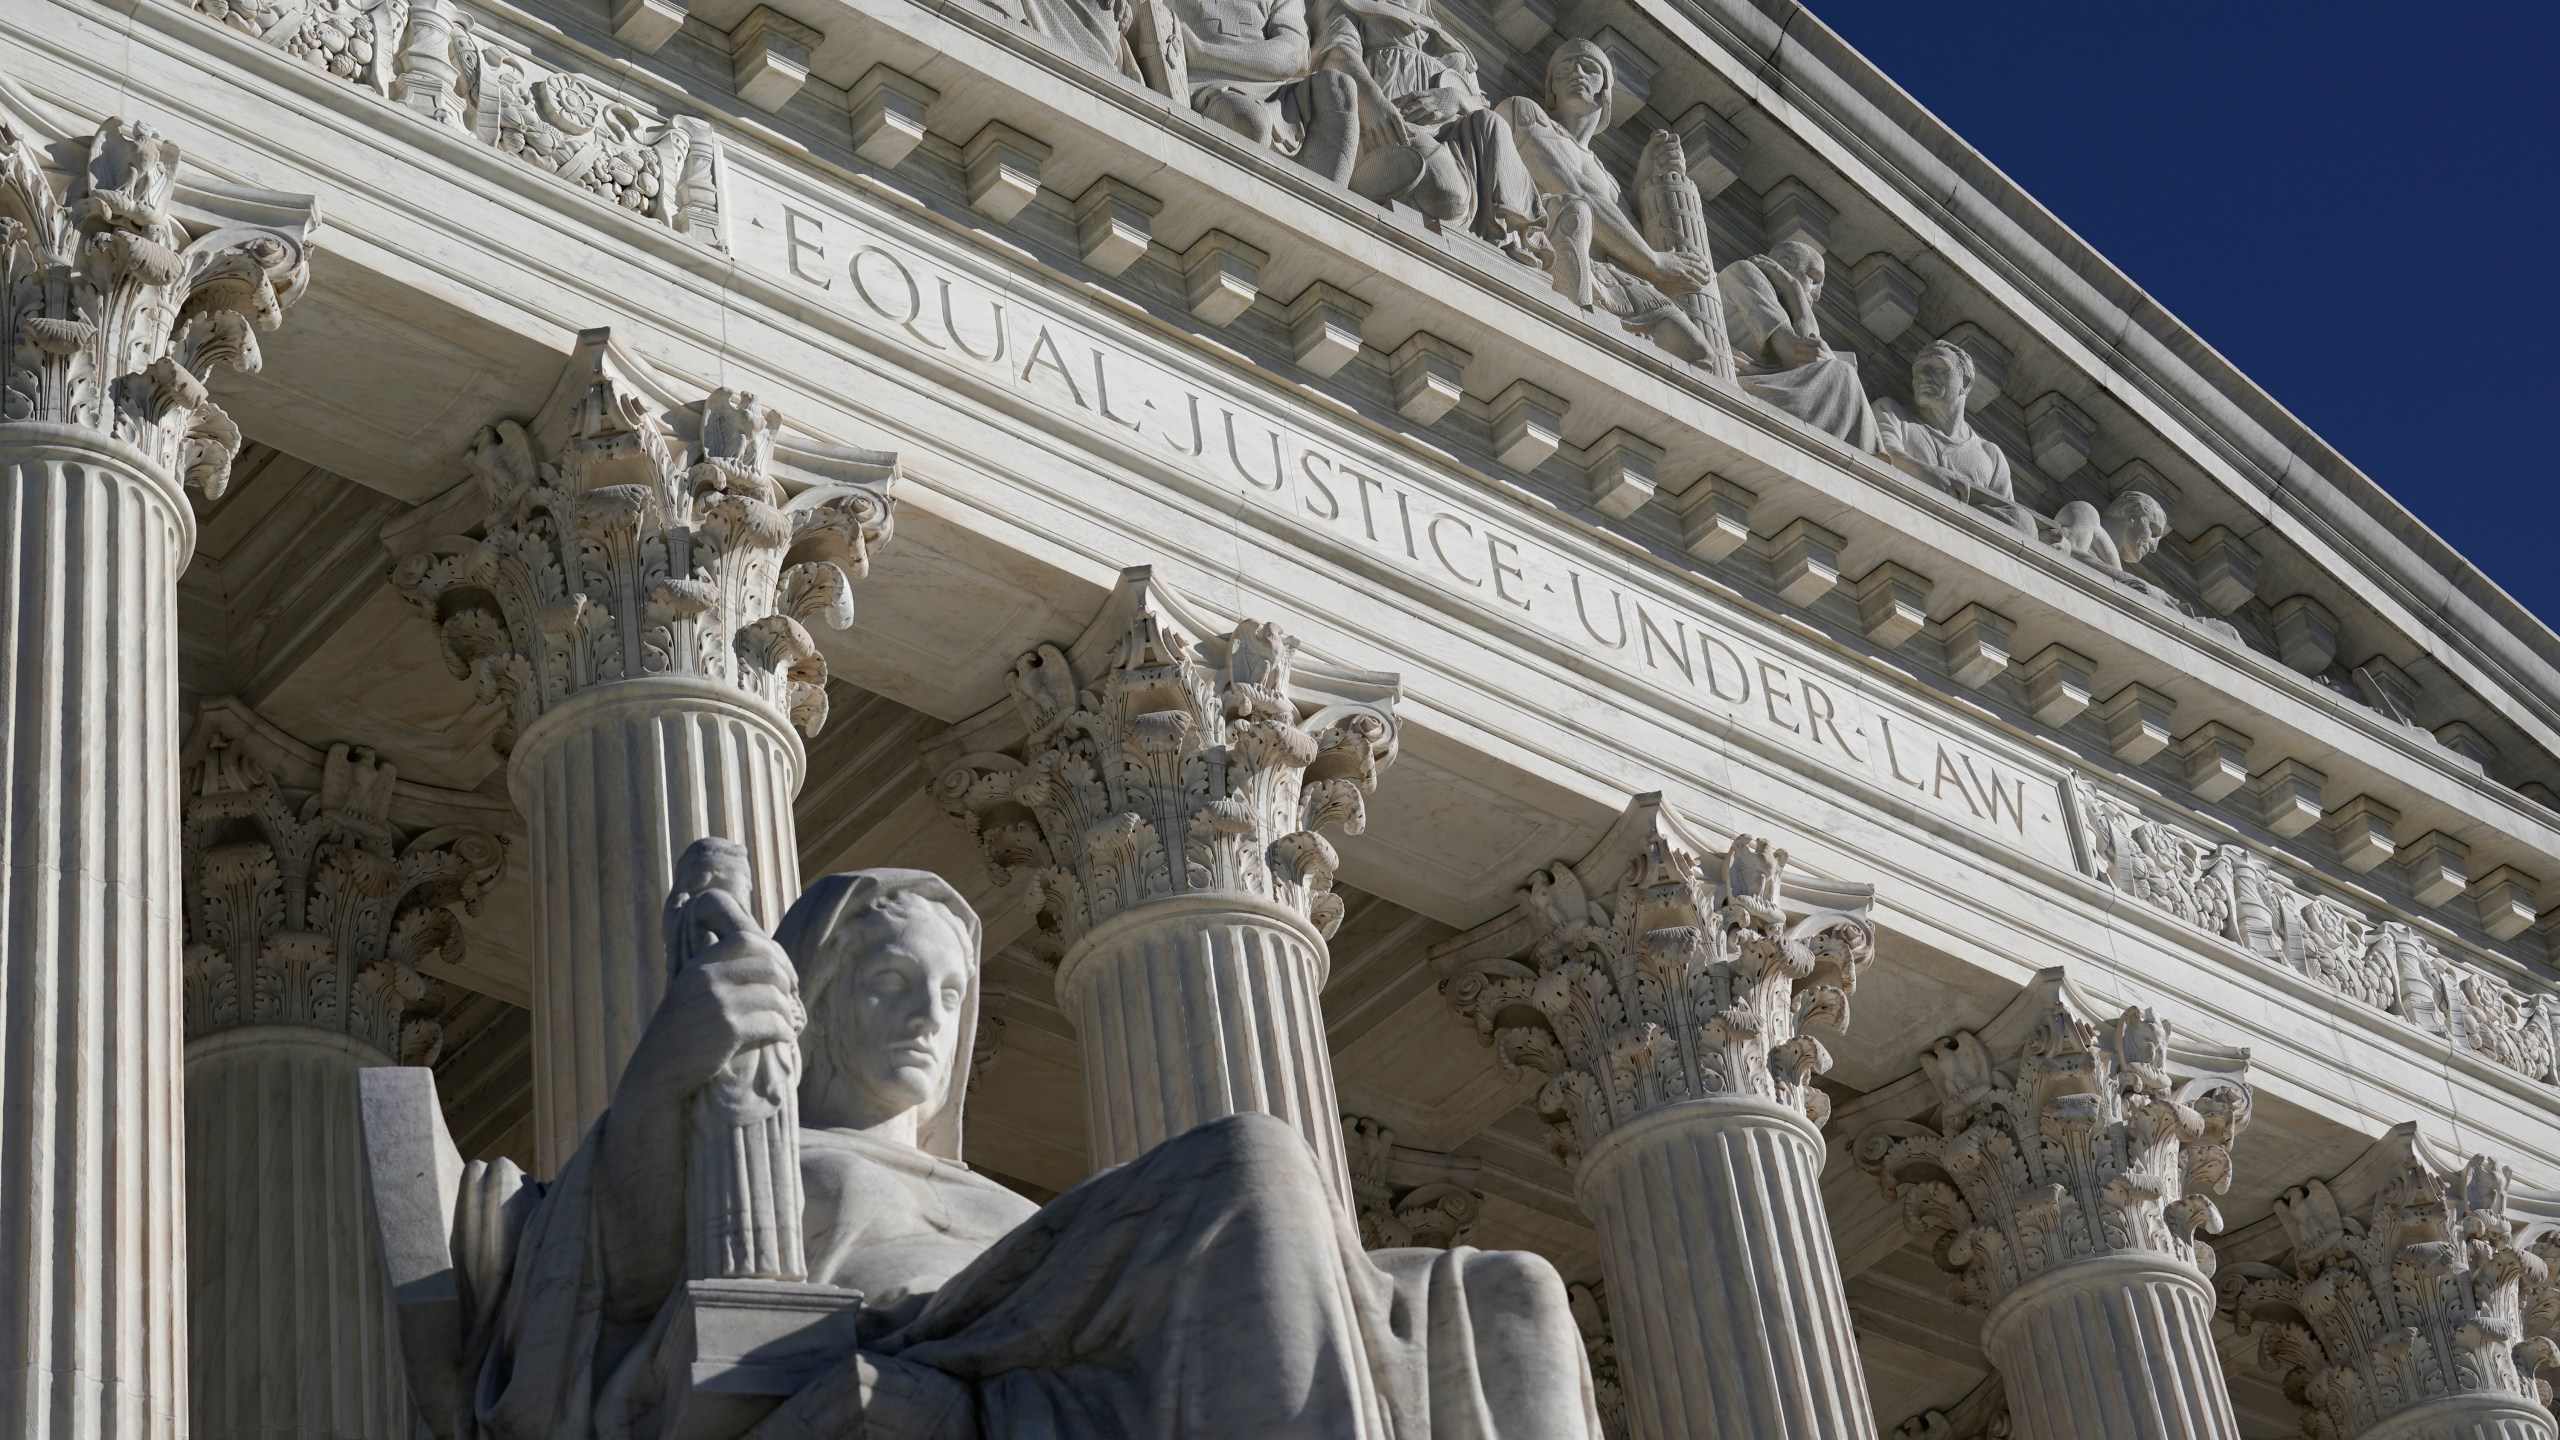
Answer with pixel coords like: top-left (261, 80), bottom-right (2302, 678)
top-left (1341, 1114), bottom-right (1484, 1251)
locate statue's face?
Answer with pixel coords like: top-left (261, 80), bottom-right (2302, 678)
top-left (1912, 350), bottom-right (1967, 412)
top-left (1800, 255), bottom-right (1826, 300)
top-left (811, 895), bottom-right (973, 1125)
top-left (1553, 53), bottom-right (1607, 108)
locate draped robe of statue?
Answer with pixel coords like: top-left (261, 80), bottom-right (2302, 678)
top-left (1718, 251), bottom-right (1878, 449)
top-left (443, 869), bottom-right (1602, 1440)
top-left (1873, 396), bottom-right (2032, 535)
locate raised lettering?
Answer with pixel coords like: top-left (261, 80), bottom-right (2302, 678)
top-left (849, 246), bottom-right (944, 350)
top-left (1225, 409), bottom-right (1284, 491)
top-left (1802, 680), bottom-right (1861, 762)
top-left (1428, 514), bottom-right (1482, 587)
top-left (939, 278), bottom-right (1006, 364)
top-left (1932, 744), bottom-right (1986, 817)
top-left (1637, 604), bottom-right (1693, 684)
top-left (1572, 573), bottom-right (1627, 649)
top-left (1018, 326), bottom-right (1086, 406)
top-left (1877, 715), bottom-right (1926, 789)
top-left (1758, 660), bottom-right (1799, 731)
top-left (1300, 450), bottom-right (1342, 521)
top-left (784, 208), bottom-right (830, 288)
top-left (1701, 635), bottom-right (1751, 704)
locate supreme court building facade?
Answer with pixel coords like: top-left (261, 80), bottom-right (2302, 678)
top-left (7, 0), bottom-right (2560, 1435)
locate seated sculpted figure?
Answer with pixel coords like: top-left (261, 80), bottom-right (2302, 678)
top-left (1874, 339), bottom-right (2033, 536)
top-left (1176, 0), bottom-right (1359, 184)
top-left (1312, 0), bottom-right (1531, 239)
top-left (1718, 238), bottom-right (1879, 449)
top-left (434, 857), bottom-right (1602, 1439)
top-left (1498, 40), bottom-right (1721, 364)
top-left (2047, 489), bottom-right (2170, 595)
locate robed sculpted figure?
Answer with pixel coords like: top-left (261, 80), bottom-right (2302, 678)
top-left (427, 861), bottom-right (1602, 1439)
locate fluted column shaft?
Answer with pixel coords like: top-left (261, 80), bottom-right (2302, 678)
top-left (184, 1029), bottom-right (407, 1440)
top-left (1055, 892), bottom-right (1350, 1207)
top-left (2359, 1400), bottom-right (2556, 1440)
top-left (511, 677), bottom-right (805, 1172)
top-left (0, 428), bottom-right (191, 1440)
top-left (1576, 1098), bottom-right (1875, 1440)
top-left (1980, 1254), bottom-right (2241, 1440)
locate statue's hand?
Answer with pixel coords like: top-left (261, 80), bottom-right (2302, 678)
top-left (1394, 88), bottom-right (1466, 128)
top-left (1652, 249), bottom-right (1715, 294)
top-left (623, 930), bottom-right (805, 1113)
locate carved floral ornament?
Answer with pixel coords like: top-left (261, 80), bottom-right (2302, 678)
top-left (1341, 1114), bottom-right (1484, 1251)
top-left (0, 88), bottom-right (315, 498)
top-left (2219, 1126), bottom-right (2560, 1440)
top-left (1434, 794), bottom-right (1877, 1166)
top-left (389, 330), bottom-right (897, 752)
top-left (1854, 973), bottom-right (2254, 1312)
top-left (930, 570), bottom-right (1400, 962)
top-left (180, 697), bottom-right (509, 1063)
top-left (2072, 777), bottom-right (2560, 1089)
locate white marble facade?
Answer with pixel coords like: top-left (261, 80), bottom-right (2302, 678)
top-left (6, 0), bottom-right (2560, 1436)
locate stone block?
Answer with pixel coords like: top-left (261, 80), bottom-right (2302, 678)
top-left (1852, 563), bottom-right (1931, 649)
top-left (1940, 323), bottom-right (2009, 413)
top-left (1591, 28), bottom-right (1656, 125)
top-left (1072, 178), bottom-right (1158, 276)
top-left (2257, 759), bottom-right (2326, 838)
top-left (1769, 518), bottom-right (1843, 606)
top-left (1762, 177), bottom-right (1834, 255)
top-left (2098, 684), bottom-right (2172, 763)
top-left (1670, 104), bottom-right (1745, 200)
top-left (963, 123), bottom-right (1050, 223)
top-left (2271, 595), bottom-right (2339, 675)
top-left (1181, 231), bottom-right (1266, 325)
top-left (356, 1068), bottom-right (466, 1440)
top-left (1284, 283), bottom-right (1369, 377)
top-left (2434, 721), bottom-right (2495, 770)
top-left (729, 7), bottom-right (820, 113)
top-left (1944, 604), bottom-right (2012, 689)
top-left (656, 1278), bottom-right (867, 1440)
top-left (1389, 333), bottom-right (1468, 424)
top-left (1489, 0), bottom-right (1555, 50)
top-left (1490, 381), bottom-right (1565, 472)
top-left (1849, 253), bottom-right (1922, 342)
top-left (2402, 830), bottom-right (2469, 908)
top-left (2185, 527), bottom-right (2261, 615)
top-left (2178, 722), bottom-right (2251, 801)
top-left (609, 0), bottom-right (687, 52)
top-left (2473, 866), bottom-right (2540, 941)
top-left (1676, 475), bottom-right (1753, 562)
top-left (2023, 392), bottom-right (2093, 478)
top-left (2326, 795), bottom-right (2400, 873)
top-left (1584, 430), bottom-right (1661, 519)
top-left (2017, 645), bottom-right (2092, 726)
top-left (848, 66), bottom-right (938, 170)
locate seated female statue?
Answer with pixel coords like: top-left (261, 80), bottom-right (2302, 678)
top-left (446, 863), bottom-right (1602, 1440)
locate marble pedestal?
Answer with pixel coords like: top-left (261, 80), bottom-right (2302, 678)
top-left (1053, 891), bottom-right (1352, 1209)
top-left (654, 1279), bottom-right (866, 1440)
top-left (509, 677), bottom-right (805, 1172)
top-left (1979, 1254), bottom-right (2241, 1440)
top-left (0, 426), bottom-right (192, 1439)
top-left (1575, 1098), bottom-right (1877, 1440)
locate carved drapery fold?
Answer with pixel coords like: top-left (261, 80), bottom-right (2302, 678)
top-left (2220, 1128), bottom-right (2560, 1440)
top-left (1, 102), bottom-right (315, 500)
top-left (390, 330), bottom-right (895, 755)
top-left (1341, 1114), bottom-right (1484, 1251)
top-left (2070, 779), bottom-right (2559, 1088)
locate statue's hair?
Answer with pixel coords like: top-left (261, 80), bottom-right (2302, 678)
top-left (2107, 489), bottom-right (2169, 526)
top-left (1768, 238), bottom-right (1825, 278)
top-left (1914, 338), bottom-right (1976, 390)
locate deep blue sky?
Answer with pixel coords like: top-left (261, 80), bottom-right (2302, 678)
top-left (1804, 1), bottom-right (2560, 631)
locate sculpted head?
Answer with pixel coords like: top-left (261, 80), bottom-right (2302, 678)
top-left (1546, 40), bottom-right (1614, 121)
top-left (1768, 239), bottom-right (1826, 300)
top-left (2104, 491), bottom-right (2170, 564)
top-left (1911, 340), bottom-right (1975, 420)
top-left (777, 870), bottom-right (983, 1148)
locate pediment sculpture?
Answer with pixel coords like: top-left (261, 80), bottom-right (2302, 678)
top-left (366, 839), bottom-right (1603, 1440)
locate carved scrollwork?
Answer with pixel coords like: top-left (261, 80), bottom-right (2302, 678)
top-left (1341, 1115), bottom-right (1484, 1251)
top-left (181, 701), bottom-right (507, 1063)
top-left (0, 108), bottom-right (315, 498)
top-left (389, 338), bottom-right (896, 753)
top-left (1567, 1281), bottom-right (1627, 1440)
top-left (1437, 797), bottom-right (1875, 1165)
top-left (931, 572), bottom-right (1399, 963)
top-left (1856, 984), bottom-right (2253, 1312)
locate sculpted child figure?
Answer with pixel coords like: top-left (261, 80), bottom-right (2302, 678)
top-left (443, 863), bottom-right (1602, 1440)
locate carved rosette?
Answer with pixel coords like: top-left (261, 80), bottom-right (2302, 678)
top-left (390, 339), bottom-right (895, 753)
top-left (1439, 803), bottom-right (1875, 1166)
top-left (1856, 993), bottom-right (2254, 1313)
top-left (932, 575), bottom-right (1399, 963)
top-left (180, 700), bottom-right (507, 1064)
top-left (2221, 1137), bottom-right (2560, 1440)
top-left (1342, 1115), bottom-right (1485, 1250)
top-left (1, 109), bottom-right (315, 497)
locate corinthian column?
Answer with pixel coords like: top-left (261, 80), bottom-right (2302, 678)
top-left (931, 570), bottom-right (1399, 1205)
top-left (2221, 1125), bottom-right (2560, 1440)
top-left (178, 700), bottom-right (508, 1440)
top-left (0, 102), bottom-right (315, 1439)
top-left (391, 331), bottom-right (895, 1170)
top-left (1437, 794), bottom-right (1883, 1440)
top-left (1857, 973), bottom-right (2255, 1440)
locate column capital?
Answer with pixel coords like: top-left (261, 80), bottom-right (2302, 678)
top-left (1342, 1114), bottom-right (1484, 1250)
top-left (2219, 1124), bottom-right (2560, 1440)
top-left (927, 567), bottom-right (1402, 962)
top-left (388, 328), bottom-right (898, 754)
top-left (180, 697), bottom-right (510, 1062)
top-left (1856, 972), bottom-right (2254, 1313)
top-left (1436, 792), bottom-right (1877, 1166)
top-left (0, 96), bottom-right (318, 502)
